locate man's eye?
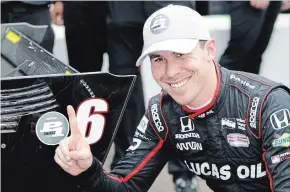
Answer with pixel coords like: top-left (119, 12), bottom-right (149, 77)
top-left (154, 58), bottom-right (165, 62)
top-left (174, 53), bottom-right (184, 59)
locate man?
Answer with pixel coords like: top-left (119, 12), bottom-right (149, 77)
top-left (51, 2), bottom-right (198, 191)
top-left (1, 1), bottom-right (55, 53)
top-left (54, 5), bottom-right (290, 192)
top-left (219, 1), bottom-right (284, 74)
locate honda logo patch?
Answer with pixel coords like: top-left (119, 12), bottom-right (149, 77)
top-left (180, 117), bottom-right (195, 133)
top-left (270, 109), bottom-right (290, 130)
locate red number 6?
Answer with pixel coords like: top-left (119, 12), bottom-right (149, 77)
top-left (76, 98), bottom-right (109, 144)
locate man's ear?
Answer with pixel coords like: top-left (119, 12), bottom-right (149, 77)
top-left (205, 40), bottom-right (216, 61)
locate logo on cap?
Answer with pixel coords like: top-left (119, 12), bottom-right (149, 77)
top-left (36, 111), bottom-right (69, 145)
top-left (150, 14), bottom-right (169, 34)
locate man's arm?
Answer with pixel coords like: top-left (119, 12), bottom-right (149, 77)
top-left (261, 87), bottom-right (290, 191)
top-left (76, 112), bottom-right (171, 192)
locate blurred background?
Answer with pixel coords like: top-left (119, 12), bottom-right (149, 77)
top-left (50, 1), bottom-right (289, 105)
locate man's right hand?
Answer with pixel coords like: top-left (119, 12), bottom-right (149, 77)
top-left (50, 1), bottom-right (64, 26)
top-left (54, 105), bottom-right (93, 176)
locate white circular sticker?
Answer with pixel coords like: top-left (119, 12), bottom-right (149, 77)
top-left (150, 14), bottom-right (169, 34)
top-left (36, 111), bottom-right (69, 145)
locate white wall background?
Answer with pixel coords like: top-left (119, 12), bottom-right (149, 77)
top-left (52, 14), bottom-right (290, 106)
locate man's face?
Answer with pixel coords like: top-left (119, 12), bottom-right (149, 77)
top-left (150, 40), bottom-right (216, 106)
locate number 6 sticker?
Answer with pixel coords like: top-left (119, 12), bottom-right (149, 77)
top-left (76, 98), bottom-right (109, 145)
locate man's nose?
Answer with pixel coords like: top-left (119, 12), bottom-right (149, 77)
top-left (166, 61), bottom-right (181, 78)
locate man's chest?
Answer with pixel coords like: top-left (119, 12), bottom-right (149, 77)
top-left (169, 113), bottom-right (267, 182)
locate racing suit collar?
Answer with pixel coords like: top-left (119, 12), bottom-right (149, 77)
top-left (182, 61), bottom-right (227, 119)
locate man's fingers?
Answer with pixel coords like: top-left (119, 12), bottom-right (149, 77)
top-left (55, 147), bottom-right (72, 167)
top-left (54, 153), bottom-right (70, 170)
top-left (69, 150), bottom-right (90, 161)
top-left (59, 138), bottom-right (71, 161)
top-left (67, 105), bottom-right (81, 136)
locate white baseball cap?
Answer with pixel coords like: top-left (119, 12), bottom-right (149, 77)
top-left (136, 4), bottom-right (212, 67)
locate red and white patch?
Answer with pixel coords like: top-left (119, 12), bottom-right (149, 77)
top-left (227, 133), bottom-right (250, 147)
top-left (271, 155), bottom-right (281, 164)
top-left (271, 151), bottom-right (290, 164)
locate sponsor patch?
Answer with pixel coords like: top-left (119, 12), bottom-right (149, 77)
top-left (227, 133), bottom-right (250, 147)
top-left (137, 115), bottom-right (149, 133)
top-left (236, 118), bottom-right (246, 130)
top-left (271, 155), bottom-right (281, 164)
top-left (249, 97), bottom-right (260, 129)
top-left (221, 118), bottom-right (236, 129)
top-left (176, 141), bottom-right (203, 151)
top-left (175, 132), bottom-right (200, 139)
top-left (176, 117), bottom-right (200, 139)
top-left (197, 110), bottom-right (214, 118)
top-left (151, 104), bottom-right (164, 132)
top-left (221, 118), bottom-right (246, 131)
top-left (272, 133), bottom-right (290, 147)
top-left (184, 161), bottom-right (266, 180)
top-left (180, 116), bottom-right (195, 133)
top-left (271, 151), bottom-right (290, 164)
top-left (229, 74), bottom-right (255, 89)
top-left (134, 131), bottom-right (151, 141)
top-left (270, 109), bottom-right (290, 130)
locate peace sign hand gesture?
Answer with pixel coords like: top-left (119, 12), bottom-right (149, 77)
top-left (54, 105), bottom-right (93, 176)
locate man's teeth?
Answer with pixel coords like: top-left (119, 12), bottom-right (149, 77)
top-left (171, 78), bottom-right (189, 88)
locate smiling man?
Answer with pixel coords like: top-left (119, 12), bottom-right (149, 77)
top-left (54, 5), bottom-right (290, 192)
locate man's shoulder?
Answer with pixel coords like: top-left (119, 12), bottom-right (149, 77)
top-left (260, 87), bottom-right (290, 134)
top-left (225, 68), bottom-right (284, 96)
top-left (223, 68), bottom-right (290, 138)
top-left (263, 86), bottom-right (290, 109)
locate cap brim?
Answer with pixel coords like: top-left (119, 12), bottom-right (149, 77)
top-left (136, 39), bottom-right (199, 67)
